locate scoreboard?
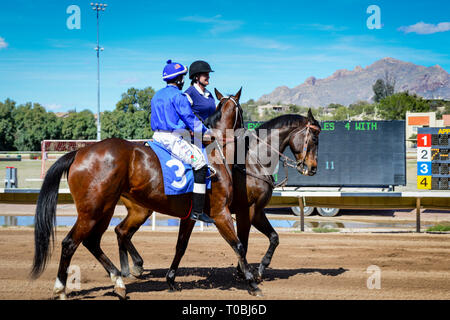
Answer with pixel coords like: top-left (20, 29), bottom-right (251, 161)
top-left (245, 120), bottom-right (406, 188)
top-left (417, 127), bottom-right (450, 190)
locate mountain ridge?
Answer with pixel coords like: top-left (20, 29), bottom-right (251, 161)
top-left (258, 57), bottom-right (450, 107)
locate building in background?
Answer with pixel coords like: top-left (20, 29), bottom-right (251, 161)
top-left (406, 111), bottom-right (450, 148)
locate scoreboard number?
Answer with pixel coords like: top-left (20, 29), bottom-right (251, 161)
top-left (417, 162), bottom-right (431, 175)
top-left (417, 176), bottom-right (431, 190)
top-left (417, 147), bottom-right (431, 161)
top-left (417, 134), bottom-right (431, 147)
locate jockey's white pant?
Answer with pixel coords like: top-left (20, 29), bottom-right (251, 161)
top-left (152, 131), bottom-right (207, 171)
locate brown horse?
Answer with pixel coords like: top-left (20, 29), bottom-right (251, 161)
top-left (117, 108), bottom-right (321, 290)
top-left (30, 88), bottom-right (263, 299)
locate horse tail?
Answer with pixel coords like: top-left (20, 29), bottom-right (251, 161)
top-left (30, 150), bottom-right (77, 279)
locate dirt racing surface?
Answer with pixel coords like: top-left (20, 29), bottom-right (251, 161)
top-left (0, 228), bottom-right (449, 300)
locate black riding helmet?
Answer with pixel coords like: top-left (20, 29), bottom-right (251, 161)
top-left (189, 60), bottom-right (214, 79)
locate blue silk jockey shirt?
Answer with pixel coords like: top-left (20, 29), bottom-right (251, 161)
top-left (185, 84), bottom-right (216, 121)
top-left (151, 85), bottom-right (208, 134)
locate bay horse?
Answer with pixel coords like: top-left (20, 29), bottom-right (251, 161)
top-left (30, 88), bottom-right (262, 299)
top-left (116, 107), bottom-right (321, 290)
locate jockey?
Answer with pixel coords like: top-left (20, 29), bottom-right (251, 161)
top-left (184, 60), bottom-right (216, 121)
top-left (151, 60), bottom-right (215, 224)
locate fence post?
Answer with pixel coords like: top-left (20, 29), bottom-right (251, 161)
top-left (5, 167), bottom-right (18, 188)
top-left (298, 196), bottom-right (305, 232)
top-left (416, 197), bottom-right (421, 233)
top-left (152, 212), bottom-right (156, 231)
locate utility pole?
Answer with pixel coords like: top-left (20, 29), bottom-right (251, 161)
top-left (91, 3), bottom-right (107, 140)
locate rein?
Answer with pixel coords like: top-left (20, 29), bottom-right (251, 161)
top-left (238, 122), bottom-right (320, 188)
top-left (209, 96), bottom-right (243, 181)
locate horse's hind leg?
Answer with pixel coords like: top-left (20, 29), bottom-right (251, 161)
top-left (83, 211), bottom-right (127, 299)
top-left (251, 207), bottom-right (279, 282)
top-left (166, 218), bottom-right (196, 292)
top-left (115, 199), bottom-right (152, 278)
top-left (53, 222), bottom-right (85, 300)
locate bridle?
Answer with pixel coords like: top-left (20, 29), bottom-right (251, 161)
top-left (240, 122), bottom-right (320, 188)
top-left (207, 96), bottom-right (243, 181)
top-left (219, 96), bottom-right (244, 130)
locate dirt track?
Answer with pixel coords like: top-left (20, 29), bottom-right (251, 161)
top-left (0, 228), bottom-right (449, 300)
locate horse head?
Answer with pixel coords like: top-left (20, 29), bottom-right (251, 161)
top-left (287, 109), bottom-right (321, 176)
top-left (204, 87), bottom-right (243, 132)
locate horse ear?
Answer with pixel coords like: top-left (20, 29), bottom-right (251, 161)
top-left (307, 108), bottom-right (314, 121)
top-left (214, 88), bottom-right (224, 100)
top-left (234, 87), bottom-right (242, 101)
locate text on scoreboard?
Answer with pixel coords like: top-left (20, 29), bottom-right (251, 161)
top-left (245, 120), bottom-right (406, 188)
top-left (417, 127), bottom-right (450, 190)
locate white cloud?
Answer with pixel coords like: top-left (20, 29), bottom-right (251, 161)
top-left (0, 37), bottom-right (8, 49)
top-left (180, 15), bottom-right (243, 35)
top-left (45, 104), bottom-right (63, 111)
top-left (119, 76), bottom-right (139, 85)
top-left (398, 21), bottom-right (450, 35)
top-left (238, 37), bottom-right (291, 50)
top-left (298, 24), bottom-right (348, 32)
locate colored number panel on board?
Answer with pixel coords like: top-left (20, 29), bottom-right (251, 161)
top-left (417, 127), bottom-right (450, 190)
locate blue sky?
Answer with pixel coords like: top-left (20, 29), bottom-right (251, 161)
top-left (0, 0), bottom-right (449, 112)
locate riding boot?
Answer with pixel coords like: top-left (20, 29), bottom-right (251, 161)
top-left (190, 165), bottom-right (215, 224)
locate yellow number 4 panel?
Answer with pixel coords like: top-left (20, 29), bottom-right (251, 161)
top-left (417, 176), bottom-right (431, 190)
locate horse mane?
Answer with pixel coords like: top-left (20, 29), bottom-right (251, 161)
top-left (256, 114), bottom-right (304, 132)
top-left (204, 102), bottom-right (223, 128)
top-left (256, 113), bottom-right (320, 133)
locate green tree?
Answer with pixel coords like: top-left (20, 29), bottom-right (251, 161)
top-left (116, 87), bottom-right (155, 113)
top-left (373, 72), bottom-right (395, 103)
top-left (61, 110), bottom-right (97, 140)
top-left (377, 92), bottom-right (430, 120)
top-left (101, 110), bottom-right (152, 140)
top-left (13, 102), bottom-right (61, 151)
top-left (0, 99), bottom-right (17, 151)
top-left (333, 106), bottom-right (349, 120)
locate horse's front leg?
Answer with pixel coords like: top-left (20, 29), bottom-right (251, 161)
top-left (166, 218), bottom-right (196, 291)
top-left (214, 208), bottom-right (262, 296)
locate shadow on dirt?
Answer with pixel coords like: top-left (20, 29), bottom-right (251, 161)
top-left (67, 264), bottom-right (348, 299)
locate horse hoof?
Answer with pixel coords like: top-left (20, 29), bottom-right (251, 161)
top-left (126, 274), bottom-right (138, 280)
top-left (54, 293), bottom-right (67, 300)
top-left (167, 283), bottom-right (181, 292)
top-left (114, 287), bottom-right (127, 300)
top-left (131, 265), bottom-right (144, 278)
top-left (248, 287), bottom-right (263, 297)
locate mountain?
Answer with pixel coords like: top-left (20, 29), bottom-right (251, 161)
top-left (258, 57), bottom-right (450, 107)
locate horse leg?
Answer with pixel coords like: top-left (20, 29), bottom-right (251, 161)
top-left (83, 212), bottom-right (127, 300)
top-left (214, 210), bottom-right (262, 296)
top-left (115, 200), bottom-right (152, 278)
top-left (251, 208), bottom-right (279, 282)
top-left (166, 218), bottom-right (196, 292)
top-left (53, 222), bottom-right (85, 300)
top-left (235, 206), bottom-right (252, 279)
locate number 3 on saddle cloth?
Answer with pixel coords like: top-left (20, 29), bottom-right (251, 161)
top-left (145, 140), bottom-right (212, 195)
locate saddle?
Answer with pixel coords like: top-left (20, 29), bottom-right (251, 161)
top-left (145, 140), bottom-right (212, 195)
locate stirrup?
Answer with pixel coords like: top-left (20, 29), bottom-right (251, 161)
top-left (206, 165), bottom-right (217, 179)
top-left (190, 211), bottom-right (215, 224)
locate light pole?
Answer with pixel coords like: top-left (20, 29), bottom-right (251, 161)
top-left (91, 3), bottom-right (107, 141)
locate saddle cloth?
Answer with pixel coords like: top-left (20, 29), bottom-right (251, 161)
top-left (146, 140), bottom-right (212, 195)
